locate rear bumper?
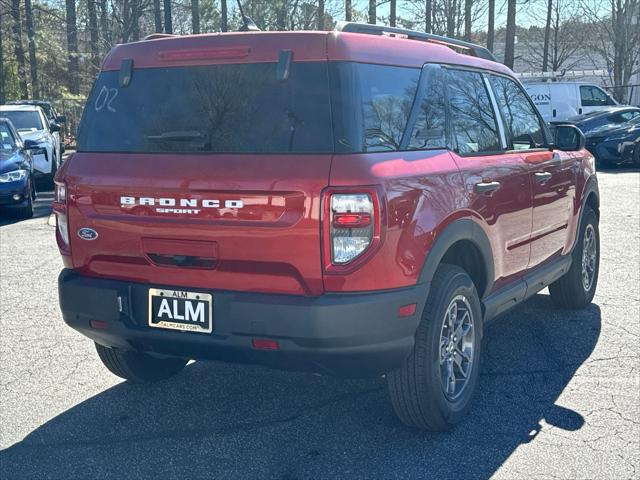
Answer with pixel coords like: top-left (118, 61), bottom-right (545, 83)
top-left (58, 269), bottom-right (428, 377)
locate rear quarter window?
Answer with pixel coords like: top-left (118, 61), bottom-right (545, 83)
top-left (330, 63), bottom-right (420, 153)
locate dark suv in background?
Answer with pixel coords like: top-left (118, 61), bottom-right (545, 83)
top-left (54, 22), bottom-right (600, 430)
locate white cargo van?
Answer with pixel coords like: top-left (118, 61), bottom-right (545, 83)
top-left (524, 82), bottom-right (618, 122)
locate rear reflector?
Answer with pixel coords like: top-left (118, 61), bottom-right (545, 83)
top-left (252, 338), bottom-right (280, 350)
top-left (90, 320), bottom-right (109, 329)
top-left (333, 213), bottom-right (371, 228)
top-left (398, 303), bottom-right (417, 317)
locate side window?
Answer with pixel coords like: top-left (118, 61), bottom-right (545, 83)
top-left (407, 65), bottom-right (447, 150)
top-left (580, 86), bottom-right (614, 107)
top-left (618, 111), bottom-right (640, 122)
top-left (357, 64), bottom-right (420, 152)
top-left (447, 69), bottom-right (501, 155)
top-left (490, 75), bottom-right (545, 150)
top-left (0, 125), bottom-right (17, 150)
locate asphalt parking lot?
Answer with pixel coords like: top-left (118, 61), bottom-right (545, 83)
top-left (0, 167), bottom-right (638, 479)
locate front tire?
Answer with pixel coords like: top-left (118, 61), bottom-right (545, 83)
top-left (387, 264), bottom-right (482, 430)
top-left (95, 343), bottom-right (188, 383)
top-left (549, 206), bottom-right (599, 309)
top-left (46, 152), bottom-right (58, 189)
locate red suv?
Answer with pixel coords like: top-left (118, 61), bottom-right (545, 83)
top-left (54, 23), bottom-right (600, 430)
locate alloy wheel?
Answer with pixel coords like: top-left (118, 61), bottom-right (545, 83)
top-left (439, 294), bottom-right (475, 401)
top-left (581, 223), bottom-right (597, 291)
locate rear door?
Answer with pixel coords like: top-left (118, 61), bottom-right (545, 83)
top-left (446, 68), bottom-right (533, 290)
top-left (489, 74), bottom-right (576, 268)
top-left (68, 59), bottom-right (333, 296)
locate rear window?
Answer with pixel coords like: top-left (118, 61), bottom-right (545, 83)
top-left (78, 62), bottom-right (333, 154)
top-left (1, 111), bottom-right (43, 132)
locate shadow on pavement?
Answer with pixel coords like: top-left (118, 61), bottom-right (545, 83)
top-left (596, 164), bottom-right (639, 174)
top-left (0, 294), bottom-right (601, 479)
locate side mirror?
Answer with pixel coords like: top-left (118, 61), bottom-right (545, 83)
top-left (23, 139), bottom-right (40, 149)
top-left (56, 115), bottom-right (67, 124)
top-left (50, 123), bottom-right (61, 133)
top-left (552, 124), bottom-right (585, 152)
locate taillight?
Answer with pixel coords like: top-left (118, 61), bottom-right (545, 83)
top-left (53, 181), bottom-right (70, 251)
top-left (323, 189), bottom-right (382, 270)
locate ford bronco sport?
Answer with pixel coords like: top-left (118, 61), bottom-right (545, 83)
top-left (55, 22), bottom-right (600, 430)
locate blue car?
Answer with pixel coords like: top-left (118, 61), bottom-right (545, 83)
top-left (554, 106), bottom-right (640, 166)
top-left (585, 115), bottom-right (640, 167)
top-left (0, 117), bottom-right (41, 218)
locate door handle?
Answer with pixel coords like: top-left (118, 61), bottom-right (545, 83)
top-left (475, 181), bottom-right (501, 195)
top-left (534, 172), bottom-right (553, 184)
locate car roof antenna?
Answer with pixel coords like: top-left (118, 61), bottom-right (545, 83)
top-left (236, 0), bottom-right (261, 32)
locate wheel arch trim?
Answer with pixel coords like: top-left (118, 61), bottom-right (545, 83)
top-left (417, 218), bottom-right (495, 299)
top-left (572, 174), bottom-right (600, 254)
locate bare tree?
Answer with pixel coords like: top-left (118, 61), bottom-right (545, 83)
top-left (504, 0), bottom-right (517, 68)
top-left (425, 0), bottom-right (432, 32)
top-left (368, 0), bottom-right (376, 24)
top-left (487, 0), bottom-right (494, 50)
top-left (542, 0), bottom-right (553, 71)
top-left (390, 0), bottom-right (396, 26)
top-left (521, 1), bottom-right (585, 73)
top-left (164, 0), bottom-right (173, 33)
top-left (87, 0), bottom-right (100, 77)
top-left (11, 0), bottom-right (29, 98)
top-left (464, 0), bottom-right (472, 40)
top-left (582, 0), bottom-right (640, 101)
top-left (25, 0), bottom-right (39, 97)
top-left (221, 0), bottom-right (228, 31)
top-left (444, 0), bottom-right (457, 36)
top-left (65, 0), bottom-right (80, 94)
top-left (0, 12), bottom-right (4, 103)
top-left (153, 0), bottom-right (163, 32)
top-left (99, 0), bottom-right (111, 50)
top-left (192, 0), bottom-right (200, 33)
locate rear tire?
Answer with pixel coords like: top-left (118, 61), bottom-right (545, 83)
top-left (17, 179), bottom-right (34, 219)
top-left (633, 143), bottom-right (640, 166)
top-left (549, 206), bottom-right (599, 309)
top-left (387, 264), bottom-right (482, 430)
top-left (95, 343), bottom-right (188, 383)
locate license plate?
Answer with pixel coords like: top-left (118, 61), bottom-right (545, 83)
top-left (148, 288), bottom-right (213, 334)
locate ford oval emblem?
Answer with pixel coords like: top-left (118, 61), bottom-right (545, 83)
top-left (77, 227), bottom-right (98, 241)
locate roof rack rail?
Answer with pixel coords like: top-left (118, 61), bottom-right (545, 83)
top-left (335, 21), bottom-right (497, 63)
top-left (144, 33), bottom-right (177, 41)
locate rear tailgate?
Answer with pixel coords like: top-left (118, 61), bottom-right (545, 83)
top-left (64, 33), bottom-right (334, 296)
top-left (65, 152), bottom-right (329, 296)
